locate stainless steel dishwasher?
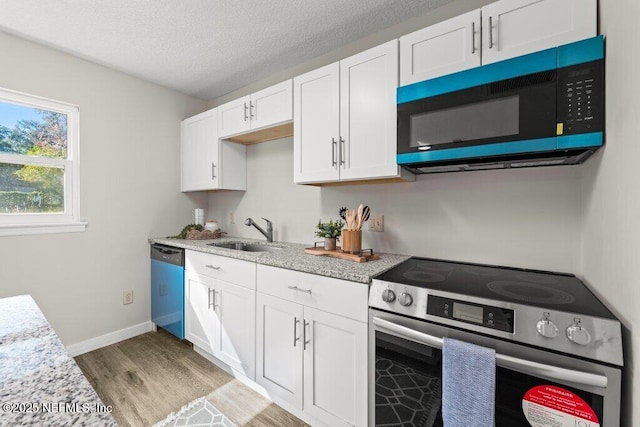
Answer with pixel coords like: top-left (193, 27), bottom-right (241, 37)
top-left (150, 244), bottom-right (185, 339)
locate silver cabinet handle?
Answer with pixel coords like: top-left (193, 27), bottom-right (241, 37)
top-left (211, 163), bottom-right (216, 179)
top-left (488, 16), bottom-right (494, 49)
top-left (331, 138), bottom-right (337, 167)
top-left (339, 136), bottom-right (345, 166)
top-left (250, 102), bottom-right (255, 120)
top-left (208, 288), bottom-right (214, 309)
top-left (205, 264), bottom-right (221, 270)
top-left (471, 21), bottom-right (476, 54)
top-left (243, 102), bottom-right (248, 121)
top-left (303, 320), bottom-right (310, 350)
top-left (287, 285), bottom-right (312, 295)
top-left (372, 317), bottom-right (608, 389)
top-left (212, 289), bottom-right (218, 309)
top-left (293, 317), bottom-right (300, 347)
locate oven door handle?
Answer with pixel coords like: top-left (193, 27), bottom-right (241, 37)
top-left (372, 317), bottom-right (608, 389)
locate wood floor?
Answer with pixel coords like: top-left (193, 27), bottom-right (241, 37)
top-left (75, 329), bottom-right (307, 427)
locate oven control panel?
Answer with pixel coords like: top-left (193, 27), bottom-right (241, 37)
top-left (427, 295), bottom-right (514, 333)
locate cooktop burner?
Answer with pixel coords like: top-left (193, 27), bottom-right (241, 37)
top-left (486, 280), bottom-right (576, 305)
top-left (375, 257), bottom-right (614, 319)
top-left (402, 270), bottom-right (447, 283)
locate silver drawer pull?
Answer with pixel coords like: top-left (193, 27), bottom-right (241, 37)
top-left (288, 285), bottom-right (312, 295)
top-left (205, 264), bottom-right (221, 270)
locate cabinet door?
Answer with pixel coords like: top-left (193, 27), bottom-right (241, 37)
top-left (250, 80), bottom-right (293, 131)
top-left (400, 9), bottom-right (481, 85)
top-left (481, 0), bottom-right (596, 65)
top-left (214, 280), bottom-right (256, 380)
top-left (256, 293), bottom-right (304, 409)
top-left (303, 307), bottom-right (368, 427)
top-left (339, 40), bottom-right (400, 181)
top-left (181, 109), bottom-right (219, 191)
top-left (293, 63), bottom-right (340, 184)
top-left (218, 95), bottom-right (251, 139)
top-left (184, 270), bottom-right (217, 354)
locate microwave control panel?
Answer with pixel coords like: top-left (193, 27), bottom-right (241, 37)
top-left (427, 295), bottom-right (514, 333)
top-left (557, 59), bottom-right (604, 135)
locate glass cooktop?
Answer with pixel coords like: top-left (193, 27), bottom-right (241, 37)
top-left (375, 257), bottom-right (615, 319)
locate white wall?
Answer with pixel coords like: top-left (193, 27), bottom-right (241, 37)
top-left (208, 137), bottom-right (581, 273)
top-left (580, 0), bottom-right (639, 425)
top-left (0, 32), bottom-right (208, 346)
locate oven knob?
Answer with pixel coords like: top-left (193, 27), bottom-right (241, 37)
top-left (398, 289), bottom-right (413, 307)
top-left (381, 288), bottom-right (396, 303)
top-left (536, 319), bottom-right (558, 338)
top-left (567, 320), bottom-right (591, 346)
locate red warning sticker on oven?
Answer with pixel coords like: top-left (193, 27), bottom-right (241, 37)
top-left (522, 385), bottom-right (600, 427)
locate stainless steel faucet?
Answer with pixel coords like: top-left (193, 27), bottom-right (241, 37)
top-left (245, 217), bottom-right (273, 242)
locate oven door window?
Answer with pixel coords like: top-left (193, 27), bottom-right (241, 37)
top-left (375, 331), bottom-right (605, 427)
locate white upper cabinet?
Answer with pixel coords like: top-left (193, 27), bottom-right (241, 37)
top-left (400, 0), bottom-right (596, 86)
top-left (481, 0), bottom-right (597, 65)
top-left (181, 109), bottom-right (219, 192)
top-left (339, 41), bottom-right (403, 181)
top-left (181, 108), bottom-right (247, 192)
top-left (294, 40), bottom-right (412, 185)
top-left (293, 63), bottom-right (341, 183)
top-left (217, 95), bottom-right (251, 139)
top-left (400, 10), bottom-right (481, 85)
top-left (218, 80), bottom-right (293, 140)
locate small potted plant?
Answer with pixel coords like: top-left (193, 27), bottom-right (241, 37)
top-left (315, 218), bottom-right (345, 251)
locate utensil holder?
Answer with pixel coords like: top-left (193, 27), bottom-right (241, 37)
top-left (341, 230), bottom-right (362, 254)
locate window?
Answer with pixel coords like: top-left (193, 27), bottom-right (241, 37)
top-left (0, 87), bottom-right (85, 236)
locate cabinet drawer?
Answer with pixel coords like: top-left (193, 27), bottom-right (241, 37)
top-left (185, 250), bottom-right (256, 290)
top-left (257, 265), bottom-right (368, 323)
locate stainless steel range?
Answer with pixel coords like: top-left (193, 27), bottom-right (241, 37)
top-left (368, 257), bottom-right (623, 427)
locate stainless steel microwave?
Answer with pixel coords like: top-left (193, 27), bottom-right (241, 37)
top-left (396, 36), bottom-right (604, 174)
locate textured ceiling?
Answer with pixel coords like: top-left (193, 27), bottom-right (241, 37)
top-left (0, 0), bottom-right (452, 100)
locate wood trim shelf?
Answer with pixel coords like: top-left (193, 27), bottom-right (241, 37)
top-left (225, 122), bottom-right (293, 145)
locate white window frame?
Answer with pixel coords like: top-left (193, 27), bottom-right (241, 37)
top-left (0, 87), bottom-right (86, 236)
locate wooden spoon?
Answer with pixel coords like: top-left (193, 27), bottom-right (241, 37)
top-left (346, 209), bottom-right (355, 230)
top-left (356, 204), bottom-right (364, 230)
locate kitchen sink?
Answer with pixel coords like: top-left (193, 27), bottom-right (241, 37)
top-left (208, 242), bottom-right (283, 252)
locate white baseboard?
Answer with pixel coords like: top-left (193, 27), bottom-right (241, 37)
top-left (66, 321), bottom-right (153, 357)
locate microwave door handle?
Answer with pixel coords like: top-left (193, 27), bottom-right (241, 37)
top-left (372, 317), bottom-right (608, 389)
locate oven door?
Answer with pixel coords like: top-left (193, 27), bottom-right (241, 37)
top-left (369, 310), bottom-right (621, 427)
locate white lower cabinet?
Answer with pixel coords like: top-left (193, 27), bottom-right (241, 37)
top-left (256, 293), bottom-right (304, 408)
top-left (184, 251), bottom-right (256, 380)
top-left (185, 270), bottom-right (217, 354)
top-left (256, 265), bottom-right (368, 426)
top-left (302, 306), bottom-right (368, 427)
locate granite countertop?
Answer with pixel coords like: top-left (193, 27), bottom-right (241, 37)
top-left (0, 295), bottom-right (117, 427)
top-left (149, 236), bottom-right (410, 284)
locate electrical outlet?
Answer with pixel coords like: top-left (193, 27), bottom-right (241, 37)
top-left (368, 215), bottom-right (384, 232)
top-left (123, 290), bottom-right (133, 305)
top-left (229, 212), bottom-right (235, 224)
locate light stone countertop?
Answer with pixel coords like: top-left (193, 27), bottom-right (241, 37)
top-left (0, 295), bottom-right (117, 426)
top-left (149, 236), bottom-right (410, 284)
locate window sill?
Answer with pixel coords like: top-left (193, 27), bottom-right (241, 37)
top-left (0, 221), bottom-right (88, 237)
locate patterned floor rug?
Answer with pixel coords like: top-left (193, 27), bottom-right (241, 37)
top-left (153, 397), bottom-right (236, 427)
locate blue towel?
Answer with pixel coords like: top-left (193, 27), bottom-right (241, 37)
top-left (442, 337), bottom-right (496, 427)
